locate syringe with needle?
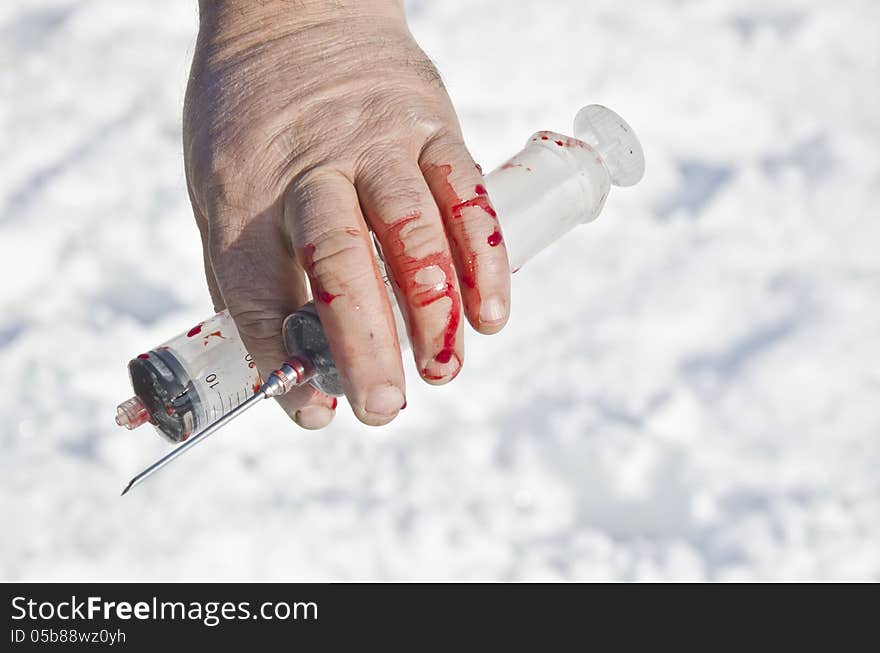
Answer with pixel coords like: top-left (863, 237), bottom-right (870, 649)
top-left (118, 104), bottom-right (645, 494)
top-left (120, 357), bottom-right (313, 495)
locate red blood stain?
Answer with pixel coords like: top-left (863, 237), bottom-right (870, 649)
top-left (203, 330), bottom-right (226, 346)
top-left (534, 131), bottom-right (591, 150)
top-left (487, 229), bottom-right (503, 247)
top-left (137, 353), bottom-right (150, 359)
top-left (421, 370), bottom-right (446, 381)
top-left (383, 212), bottom-right (460, 369)
top-left (448, 185), bottom-right (498, 288)
top-left (331, 397), bottom-right (338, 410)
top-left (453, 186), bottom-right (496, 219)
top-left (301, 243), bottom-right (343, 304)
top-left (500, 161), bottom-right (532, 172)
top-left (186, 323), bottom-right (203, 337)
top-left (474, 162), bottom-right (483, 174)
top-left (303, 243), bottom-right (316, 267)
top-left (252, 382), bottom-right (261, 395)
top-left (435, 348), bottom-right (454, 364)
top-left (424, 165), bottom-right (498, 299)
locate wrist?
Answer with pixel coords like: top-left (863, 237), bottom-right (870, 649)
top-left (198, 0), bottom-right (406, 32)
top-left (196, 0), bottom-right (409, 64)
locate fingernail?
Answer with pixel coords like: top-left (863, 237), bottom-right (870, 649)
top-left (421, 353), bottom-right (462, 383)
top-left (293, 405), bottom-right (335, 430)
top-left (365, 385), bottom-right (405, 417)
top-left (480, 295), bottom-right (507, 325)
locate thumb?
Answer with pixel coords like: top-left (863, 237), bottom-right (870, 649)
top-left (207, 199), bottom-right (338, 430)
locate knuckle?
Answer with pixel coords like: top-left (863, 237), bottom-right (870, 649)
top-left (422, 133), bottom-right (471, 167)
top-left (357, 145), bottom-right (404, 179)
top-left (303, 227), bottom-right (373, 284)
top-left (289, 170), bottom-right (352, 219)
top-left (412, 55), bottom-right (444, 87)
top-left (356, 169), bottom-right (434, 223)
top-left (386, 216), bottom-right (447, 261)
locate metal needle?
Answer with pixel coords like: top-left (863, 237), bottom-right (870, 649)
top-left (121, 357), bottom-right (312, 496)
top-left (121, 391), bottom-right (264, 495)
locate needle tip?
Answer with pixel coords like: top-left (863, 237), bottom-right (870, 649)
top-left (120, 482), bottom-right (133, 496)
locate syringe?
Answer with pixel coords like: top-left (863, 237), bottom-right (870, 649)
top-left (118, 104), bottom-right (645, 493)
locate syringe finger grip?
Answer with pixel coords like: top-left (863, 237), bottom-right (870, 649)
top-left (282, 303), bottom-right (343, 396)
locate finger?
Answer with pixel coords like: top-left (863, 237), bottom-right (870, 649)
top-left (284, 170), bottom-right (406, 425)
top-left (420, 134), bottom-right (511, 334)
top-left (356, 154), bottom-right (463, 384)
top-left (207, 196), bottom-right (338, 430)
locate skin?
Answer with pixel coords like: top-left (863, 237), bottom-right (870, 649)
top-left (184, 0), bottom-right (510, 429)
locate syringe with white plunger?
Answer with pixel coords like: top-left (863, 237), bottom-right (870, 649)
top-left (118, 104), bottom-right (645, 493)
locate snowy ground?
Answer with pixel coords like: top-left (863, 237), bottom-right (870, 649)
top-left (1, 0), bottom-right (878, 581)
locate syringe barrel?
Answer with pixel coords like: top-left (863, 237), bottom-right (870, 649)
top-left (486, 132), bottom-right (610, 271)
top-left (124, 311), bottom-right (262, 441)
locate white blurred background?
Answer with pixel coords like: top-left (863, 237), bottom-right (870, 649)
top-left (1, 0), bottom-right (878, 581)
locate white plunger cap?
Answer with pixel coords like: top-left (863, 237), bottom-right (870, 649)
top-left (573, 104), bottom-right (645, 187)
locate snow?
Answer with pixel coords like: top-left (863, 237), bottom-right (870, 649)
top-left (1, 0), bottom-right (878, 581)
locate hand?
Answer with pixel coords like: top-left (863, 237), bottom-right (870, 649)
top-left (183, 0), bottom-right (510, 429)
